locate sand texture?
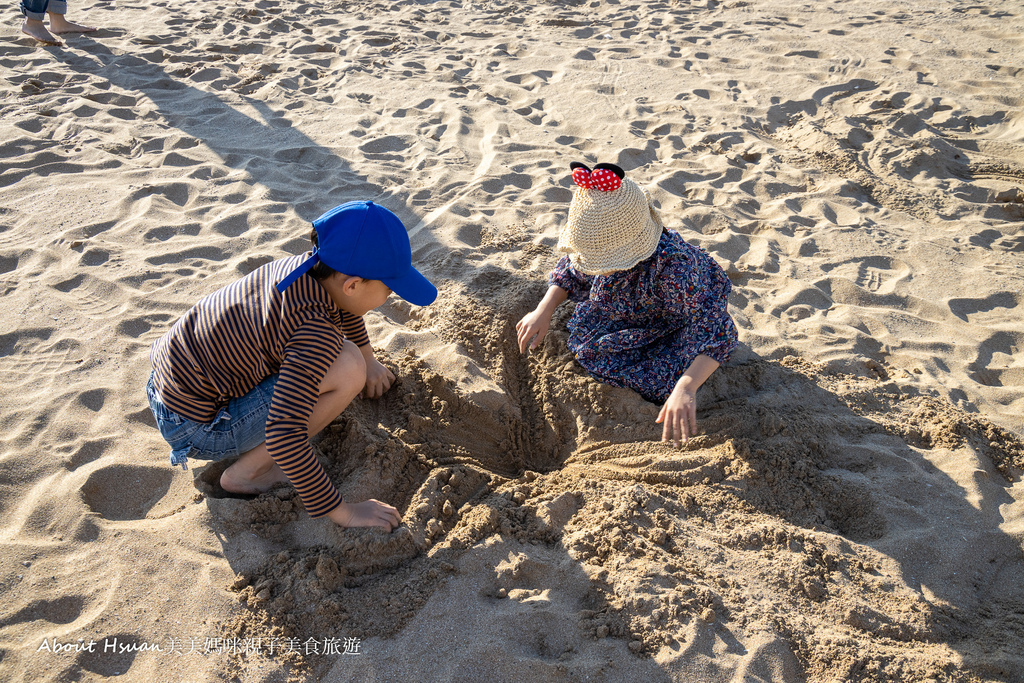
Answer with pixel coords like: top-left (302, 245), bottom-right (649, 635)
top-left (1, 0), bottom-right (1023, 681)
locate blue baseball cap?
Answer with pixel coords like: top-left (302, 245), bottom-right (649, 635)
top-left (276, 201), bottom-right (437, 306)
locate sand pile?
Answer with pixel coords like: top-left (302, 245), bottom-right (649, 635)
top-left (214, 278), bottom-right (1024, 682)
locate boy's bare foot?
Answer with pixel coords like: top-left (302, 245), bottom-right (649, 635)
top-left (220, 461), bottom-right (288, 495)
top-left (21, 19), bottom-right (62, 45)
top-left (328, 500), bottom-right (402, 531)
top-left (49, 14), bottom-right (96, 34)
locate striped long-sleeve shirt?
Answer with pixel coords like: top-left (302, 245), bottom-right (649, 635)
top-left (150, 254), bottom-right (369, 518)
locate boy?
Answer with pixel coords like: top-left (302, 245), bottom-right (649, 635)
top-left (148, 201), bottom-right (436, 531)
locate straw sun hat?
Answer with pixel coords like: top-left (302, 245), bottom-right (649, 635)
top-left (556, 162), bottom-right (664, 275)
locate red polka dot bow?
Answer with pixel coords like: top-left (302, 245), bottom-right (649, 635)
top-left (571, 162), bottom-right (625, 192)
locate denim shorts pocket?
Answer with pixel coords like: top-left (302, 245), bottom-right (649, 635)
top-left (154, 405), bottom-right (202, 451)
top-left (229, 405), bottom-right (270, 455)
top-left (151, 404), bottom-right (203, 468)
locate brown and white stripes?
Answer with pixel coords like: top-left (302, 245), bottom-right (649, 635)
top-left (150, 254), bottom-right (369, 517)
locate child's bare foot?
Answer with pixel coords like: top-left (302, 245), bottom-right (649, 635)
top-left (328, 500), bottom-right (402, 531)
top-left (49, 14), bottom-right (96, 34)
top-left (21, 19), bottom-right (62, 45)
top-left (219, 461), bottom-right (288, 495)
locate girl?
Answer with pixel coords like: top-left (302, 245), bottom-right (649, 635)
top-left (517, 162), bottom-right (738, 447)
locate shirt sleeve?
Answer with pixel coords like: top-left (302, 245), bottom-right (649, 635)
top-left (340, 310), bottom-right (370, 347)
top-left (548, 255), bottom-right (594, 302)
top-left (265, 316), bottom-right (344, 518)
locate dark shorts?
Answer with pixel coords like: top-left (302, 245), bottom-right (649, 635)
top-left (147, 373), bottom-right (278, 470)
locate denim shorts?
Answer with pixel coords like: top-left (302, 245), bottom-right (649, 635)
top-left (147, 373), bottom-right (278, 470)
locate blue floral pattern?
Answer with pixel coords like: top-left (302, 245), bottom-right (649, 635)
top-left (549, 230), bottom-right (738, 403)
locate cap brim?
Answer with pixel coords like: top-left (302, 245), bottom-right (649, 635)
top-left (381, 266), bottom-right (437, 307)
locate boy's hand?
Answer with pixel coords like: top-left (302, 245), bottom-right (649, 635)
top-left (516, 308), bottom-right (551, 354)
top-left (363, 356), bottom-right (395, 399)
top-left (328, 500), bottom-right (402, 531)
top-left (657, 385), bottom-right (698, 448)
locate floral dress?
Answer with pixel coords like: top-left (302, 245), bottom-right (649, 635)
top-left (549, 230), bottom-right (738, 404)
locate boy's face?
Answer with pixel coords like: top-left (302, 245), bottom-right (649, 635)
top-left (323, 274), bottom-right (391, 316)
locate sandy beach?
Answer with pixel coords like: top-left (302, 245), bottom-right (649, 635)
top-left (1, 0), bottom-right (1023, 680)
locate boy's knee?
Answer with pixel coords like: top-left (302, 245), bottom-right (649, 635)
top-left (342, 339), bottom-right (365, 365)
top-left (320, 341), bottom-right (366, 394)
top-left (338, 340), bottom-right (367, 382)
top-left (321, 341), bottom-right (366, 393)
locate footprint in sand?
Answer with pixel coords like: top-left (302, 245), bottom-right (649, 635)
top-left (79, 248), bottom-right (109, 267)
top-left (820, 255), bottom-right (911, 295)
top-left (52, 273), bottom-right (123, 317)
top-left (209, 212), bottom-right (250, 237)
top-left (0, 252), bottom-right (18, 275)
top-left (359, 135), bottom-right (416, 161)
top-left (67, 437), bottom-right (117, 471)
top-left (967, 330), bottom-right (1024, 389)
top-left (116, 313), bottom-right (174, 339)
top-left (0, 327), bottom-right (82, 396)
top-left (75, 388), bottom-right (109, 413)
top-left (503, 71), bottom-right (554, 91)
top-left (71, 632), bottom-right (140, 678)
top-left (79, 465), bottom-right (174, 521)
top-left (948, 291), bottom-right (1020, 323)
top-left (0, 596), bottom-right (84, 628)
top-left (143, 223), bottom-right (201, 242)
top-left (145, 245), bottom-right (230, 266)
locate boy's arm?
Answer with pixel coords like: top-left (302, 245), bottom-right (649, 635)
top-left (341, 311), bottom-right (394, 399)
top-left (267, 318), bottom-right (346, 518)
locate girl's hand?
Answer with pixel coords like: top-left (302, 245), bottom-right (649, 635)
top-left (657, 384), bottom-right (698, 448)
top-left (657, 355), bottom-right (719, 447)
top-left (363, 356), bottom-right (396, 399)
top-left (516, 285), bottom-right (568, 354)
top-left (516, 308), bottom-right (552, 354)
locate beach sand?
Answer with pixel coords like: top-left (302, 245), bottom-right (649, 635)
top-left (1, 0), bottom-right (1023, 680)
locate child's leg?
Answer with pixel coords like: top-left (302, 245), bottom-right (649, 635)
top-left (220, 341), bottom-right (367, 494)
top-left (20, 0), bottom-right (61, 44)
top-left (47, 1), bottom-right (97, 35)
top-left (49, 13), bottom-right (96, 34)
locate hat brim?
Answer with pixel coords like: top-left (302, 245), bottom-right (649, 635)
top-left (382, 266), bottom-right (438, 307)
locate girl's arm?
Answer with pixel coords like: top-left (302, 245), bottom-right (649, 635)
top-left (516, 285), bottom-right (568, 353)
top-left (656, 354), bottom-right (720, 447)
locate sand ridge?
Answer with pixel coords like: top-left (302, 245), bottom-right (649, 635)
top-left (1, 0), bottom-right (1023, 680)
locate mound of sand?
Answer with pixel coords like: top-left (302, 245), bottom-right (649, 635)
top-left (214, 276), bottom-right (1024, 682)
